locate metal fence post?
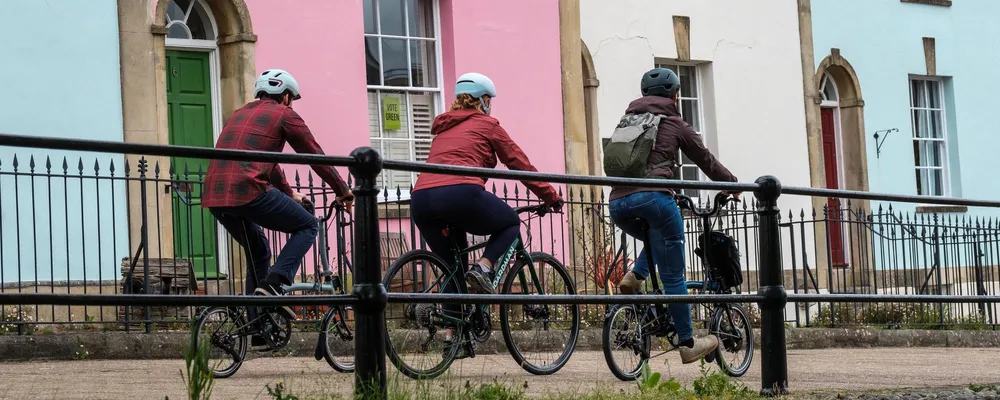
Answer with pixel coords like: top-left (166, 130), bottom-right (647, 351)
top-left (138, 158), bottom-right (152, 334)
top-left (348, 147), bottom-right (387, 400)
top-left (754, 175), bottom-right (788, 396)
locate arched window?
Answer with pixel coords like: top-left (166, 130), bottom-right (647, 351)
top-left (820, 72), bottom-right (839, 104)
top-left (165, 0), bottom-right (217, 42)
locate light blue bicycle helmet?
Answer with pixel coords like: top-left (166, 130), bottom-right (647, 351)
top-left (455, 72), bottom-right (496, 115)
top-left (255, 69), bottom-right (302, 100)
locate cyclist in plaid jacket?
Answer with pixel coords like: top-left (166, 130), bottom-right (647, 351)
top-left (203, 69), bottom-right (354, 326)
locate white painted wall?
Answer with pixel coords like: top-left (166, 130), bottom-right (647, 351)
top-left (581, 0), bottom-right (816, 273)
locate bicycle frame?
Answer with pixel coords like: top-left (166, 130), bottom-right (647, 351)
top-left (429, 205), bottom-right (550, 327)
top-left (608, 193), bottom-right (736, 334)
top-left (282, 200), bottom-right (352, 296)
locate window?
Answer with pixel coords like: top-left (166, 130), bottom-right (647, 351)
top-left (654, 62), bottom-right (705, 198)
top-left (909, 78), bottom-right (949, 196)
top-left (165, 0), bottom-right (217, 41)
top-left (364, 0), bottom-right (441, 190)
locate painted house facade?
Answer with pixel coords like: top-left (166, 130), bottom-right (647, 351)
top-left (809, 0), bottom-right (997, 214)
top-left (568, 0), bottom-right (817, 284)
top-left (806, 0), bottom-right (1000, 308)
top-left (0, 0), bottom-right (567, 294)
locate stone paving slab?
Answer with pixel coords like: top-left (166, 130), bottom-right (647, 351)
top-left (0, 348), bottom-right (997, 399)
top-left (3, 328), bottom-right (999, 361)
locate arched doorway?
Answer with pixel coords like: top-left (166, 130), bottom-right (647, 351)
top-left (813, 49), bottom-right (871, 289)
top-left (819, 72), bottom-right (847, 268)
top-left (163, 0), bottom-right (225, 279)
top-left (118, 0), bottom-right (257, 284)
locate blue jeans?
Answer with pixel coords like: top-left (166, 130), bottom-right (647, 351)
top-left (609, 191), bottom-right (693, 341)
top-left (209, 189), bottom-right (318, 293)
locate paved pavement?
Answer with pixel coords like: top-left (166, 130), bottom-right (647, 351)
top-left (1, 348), bottom-right (997, 399)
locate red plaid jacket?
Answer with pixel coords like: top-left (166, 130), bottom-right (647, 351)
top-left (201, 99), bottom-right (351, 208)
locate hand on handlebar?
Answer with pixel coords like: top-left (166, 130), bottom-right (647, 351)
top-left (546, 199), bottom-right (564, 215)
top-left (337, 191), bottom-right (355, 210)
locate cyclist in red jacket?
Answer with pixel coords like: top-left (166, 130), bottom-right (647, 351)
top-left (411, 72), bottom-right (563, 357)
top-left (411, 73), bottom-right (563, 298)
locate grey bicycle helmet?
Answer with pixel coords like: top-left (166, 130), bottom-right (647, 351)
top-left (640, 67), bottom-right (681, 98)
top-left (255, 69), bottom-right (301, 100)
top-left (455, 72), bottom-right (496, 114)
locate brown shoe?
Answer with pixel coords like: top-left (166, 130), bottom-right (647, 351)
top-left (679, 335), bottom-right (720, 364)
top-left (617, 271), bottom-right (642, 294)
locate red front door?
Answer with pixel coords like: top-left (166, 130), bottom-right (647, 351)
top-left (821, 108), bottom-right (847, 267)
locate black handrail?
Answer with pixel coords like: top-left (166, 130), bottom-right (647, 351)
top-left (4, 133), bottom-right (1000, 398)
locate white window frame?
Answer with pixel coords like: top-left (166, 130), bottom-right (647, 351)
top-left (908, 76), bottom-right (950, 197)
top-left (365, 0), bottom-right (445, 193)
top-left (654, 61), bottom-right (708, 201)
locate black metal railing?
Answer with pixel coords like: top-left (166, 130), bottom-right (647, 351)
top-left (2, 132), bottom-right (1000, 398)
top-left (2, 154), bottom-right (998, 331)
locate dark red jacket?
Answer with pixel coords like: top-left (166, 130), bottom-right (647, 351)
top-left (412, 109), bottom-right (561, 204)
top-left (610, 96), bottom-right (737, 200)
top-left (202, 99), bottom-right (351, 208)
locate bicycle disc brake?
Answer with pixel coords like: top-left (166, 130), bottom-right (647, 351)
top-left (333, 307), bottom-right (354, 341)
top-left (523, 304), bottom-right (549, 320)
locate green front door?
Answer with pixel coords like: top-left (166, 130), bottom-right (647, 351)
top-left (166, 50), bottom-right (221, 279)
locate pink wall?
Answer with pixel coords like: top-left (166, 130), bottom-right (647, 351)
top-left (243, 0), bottom-right (565, 183)
top-left (244, 0), bottom-right (370, 184)
top-left (235, 0), bottom-right (570, 273)
top-left (440, 0), bottom-right (566, 175)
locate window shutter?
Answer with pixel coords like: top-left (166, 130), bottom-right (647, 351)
top-left (411, 94), bottom-right (434, 162)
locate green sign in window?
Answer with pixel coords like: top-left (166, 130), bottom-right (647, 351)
top-left (382, 96), bottom-right (401, 130)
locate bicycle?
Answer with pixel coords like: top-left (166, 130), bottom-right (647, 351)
top-left (192, 195), bottom-right (356, 378)
top-left (601, 191), bottom-right (754, 381)
top-left (383, 203), bottom-right (580, 379)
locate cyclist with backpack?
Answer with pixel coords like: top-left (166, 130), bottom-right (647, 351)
top-left (603, 67), bottom-right (739, 364)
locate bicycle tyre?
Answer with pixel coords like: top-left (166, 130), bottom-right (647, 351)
top-left (710, 304), bottom-right (754, 377)
top-left (320, 305), bottom-right (355, 373)
top-left (383, 249), bottom-right (459, 380)
top-left (193, 306), bottom-right (248, 379)
top-left (499, 252), bottom-right (580, 376)
top-left (602, 304), bottom-right (650, 381)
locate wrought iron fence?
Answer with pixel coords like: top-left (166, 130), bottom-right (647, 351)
top-left (3, 133), bottom-right (1000, 398)
top-left (1, 153), bottom-right (998, 332)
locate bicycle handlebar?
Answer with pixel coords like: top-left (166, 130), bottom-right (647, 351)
top-left (514, 203), bottom-right (561, 217)
top-left (674, 191), bottom-right (738, 218)
top-left (301, 198), bottom-right (351, 225)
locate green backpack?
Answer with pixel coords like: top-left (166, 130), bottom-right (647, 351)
top-left (603, 112), bottom-right (671, 179)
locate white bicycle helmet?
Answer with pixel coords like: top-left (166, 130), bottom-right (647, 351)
top-left (455, 72), bottom-right (496, 114)
top-left (255, 69), bottom-right (301, 100)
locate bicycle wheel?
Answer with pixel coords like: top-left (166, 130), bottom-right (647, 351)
top-left (500, 252), bottom-right (580, 375)
top-left (193, 306), bottom-right (248, 379)
top-left (383, 250), bottom-right (462, 379)
top-left (320, 305), bottom-right (355, 373)
top-left (602, 304), bottom-right (650, 381)
top-left (710, 304), bottom-right (754, 377)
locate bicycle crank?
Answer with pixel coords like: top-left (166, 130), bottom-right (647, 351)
top-left (471, 306), bottom-right (492, 343)
top-left (261, 311), bottom-right (292, 351)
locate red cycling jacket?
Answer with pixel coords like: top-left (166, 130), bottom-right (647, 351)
top-left (412, 109), bottom-right (561, 205)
